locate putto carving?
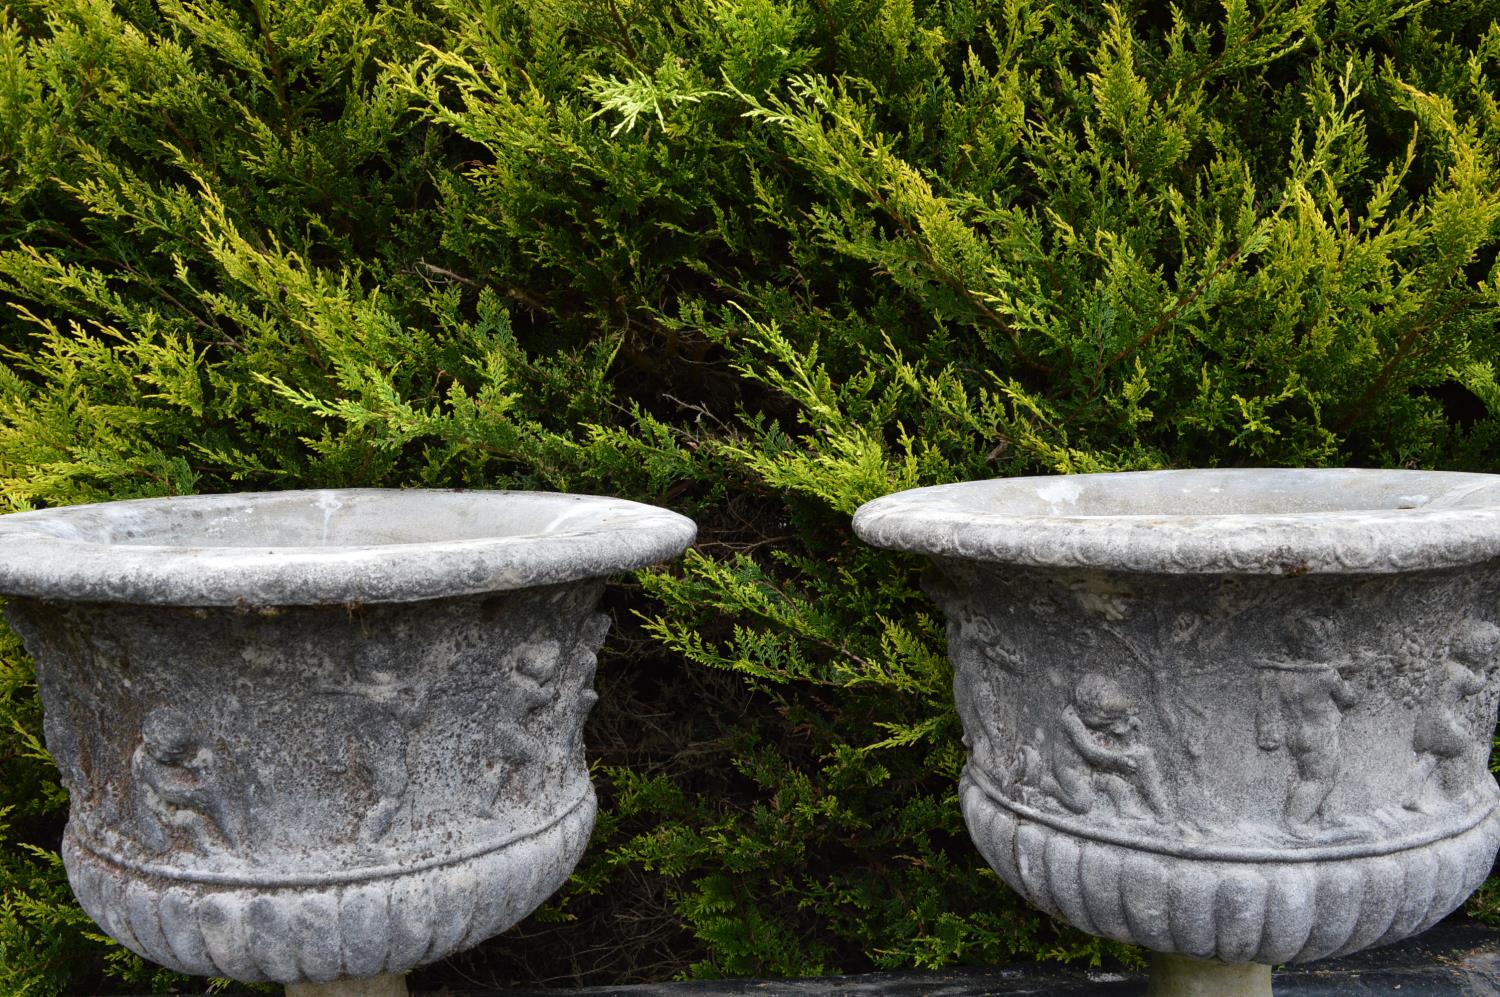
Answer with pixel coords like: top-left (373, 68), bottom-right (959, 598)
top-left (320, 665), bottom-right (426, 846)
top-left (1408, 619), bottom-right (1500, 809)
top-left (1026, 673), bottom-right (1172, 823)
top-left (479, 591), bottom-right (610, 821)
top-left (948, 615), bottom-right (1014, 764)
top-left (132, 707), bottom-right (243, 855)
top-left (562, 611), bottom-right (610, 761)
top-left (1253, 615), bottom-right (1363, 836)
top-left (481, 636), bottom-right (562, 816)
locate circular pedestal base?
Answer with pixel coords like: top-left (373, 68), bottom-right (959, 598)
top-left (286, 973), bottom-right (409, 997)
top-left (1146, 955), bottom-right (1270, 997)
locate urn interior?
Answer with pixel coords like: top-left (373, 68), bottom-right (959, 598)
top-left (0, 488), bottom-right (698, 605)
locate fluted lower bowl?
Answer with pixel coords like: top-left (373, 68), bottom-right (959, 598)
top-left (64, 792), bottom-right (595, 982)
top-left (961, 774), bottom-right (1500, 965)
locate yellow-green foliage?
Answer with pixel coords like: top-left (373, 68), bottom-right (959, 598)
top-left (2, 0), bottom-right (1499, 992)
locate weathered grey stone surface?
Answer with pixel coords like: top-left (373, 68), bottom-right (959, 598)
top-left (0, 489), bottom-right (696, 986)
top-left (852, 468), bottom-right (1500, 575)
top-left (0, 488), bottom-right (697, 605)
top-left (853, 469), bottom-right (1500, 976)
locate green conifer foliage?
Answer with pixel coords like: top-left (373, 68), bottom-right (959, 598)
top-left (1, 1), bottom-right (1498, 992)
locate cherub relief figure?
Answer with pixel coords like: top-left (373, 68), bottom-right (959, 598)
top-left (131, 707), bottom-right (241, 855)
top-left (482, 637), bottom-right (562, 817)
top-left (323, 665), bottom-right (424, 845)
top-left (559, 612), bottom-right (609, 765)
top-left (1031, 673), bottom-right (1171, 822)
top-left (1255, 615), bottom-right (1361, 836)
top-left (950, 616), bottom-right (1015, 765)
top-left (1407, 619), bottom-right (1500, 809)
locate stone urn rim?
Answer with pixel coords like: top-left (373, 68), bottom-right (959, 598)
top-left (0, 487), bottom-right (697, 606)
top-left (852, 467), bottom-right (1500, 575)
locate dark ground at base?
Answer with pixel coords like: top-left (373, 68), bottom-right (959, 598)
top-left (462, 921), bottom-right (1500, 997)
top-left (156, 920), bottom-right (1500, 996)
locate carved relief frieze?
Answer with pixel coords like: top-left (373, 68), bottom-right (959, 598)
top-left (6, 581), bottom-right (615, 877)
top-left (931, 561), bottom-right (1500, 858)
top-left (3, 584), bottom-right (615, 983)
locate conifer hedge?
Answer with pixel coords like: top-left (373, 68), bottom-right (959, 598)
top-left (2, 0), bottom-right (1499, 992)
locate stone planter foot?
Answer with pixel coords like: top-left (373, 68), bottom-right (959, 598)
top-left (1146, 955), bottom-right (1270, 997)
top-left (286, 973), bottom-right (409, 997)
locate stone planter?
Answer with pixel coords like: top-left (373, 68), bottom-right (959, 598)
top-left (0, 489), bottom-right (695, 995)
top-left (854, 469), bottom-right (1500, 995)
